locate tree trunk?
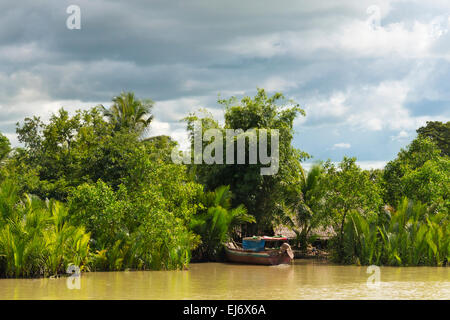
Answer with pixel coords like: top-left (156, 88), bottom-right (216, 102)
top-left (299, 226), bottom-right (308, 251)
top-left (338, 211), bottom-right (348, 261)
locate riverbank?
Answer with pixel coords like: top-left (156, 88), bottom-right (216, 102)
top-left (293, 249), bottom-right (329, 260)
top-left (291, 242), bottom-right (330, 260)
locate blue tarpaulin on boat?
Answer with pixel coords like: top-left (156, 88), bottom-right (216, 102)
top-left (242, 239), bottom-right (265, 251)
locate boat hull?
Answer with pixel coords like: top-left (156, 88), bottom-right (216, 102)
top-left (225, 247), bottom-right (292, 265)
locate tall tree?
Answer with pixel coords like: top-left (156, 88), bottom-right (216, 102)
top-left (184, 89), bottom-right (309, 234)
top-left (0, 133), bottom-right (11, 162)
top-left (416, 121), bottom-right (449, 157)
top-left (383, 135), bottom-right (444, 207)
top-left (101, 92), bottom-right (154, 134)
top-left (316, 157), bottom-right (382, 261)
top-left (14, 107), bottom-right (133, 199)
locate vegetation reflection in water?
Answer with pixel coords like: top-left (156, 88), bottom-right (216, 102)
top-left (0, 260), bottom-right (448, 300)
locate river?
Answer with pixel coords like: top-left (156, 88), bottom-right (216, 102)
top-left (0, 260), bottom-right (448, 299)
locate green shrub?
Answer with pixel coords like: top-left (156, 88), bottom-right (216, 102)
top-left (338, 198), bottom-right (449, 266)
top-left (190, 186), bottom-right (255, 260)
top-left (0, 180), bottom-right (90, 278)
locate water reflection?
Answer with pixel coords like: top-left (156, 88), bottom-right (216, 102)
top-left (0, 260), bottom-right (448, 299)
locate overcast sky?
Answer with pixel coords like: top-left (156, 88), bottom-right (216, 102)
top-left (1, 0), bottom-right (450, 168)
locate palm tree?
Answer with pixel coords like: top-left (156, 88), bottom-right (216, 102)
top-left (190, 186), bottom-right (255, 260)
top-left (0, 180), bottom-right (91, 277)
top-left (101, 92), bottom-right (154, 134)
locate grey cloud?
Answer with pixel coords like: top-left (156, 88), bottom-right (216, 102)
top-left (1, 0), bottom-right (450, 162)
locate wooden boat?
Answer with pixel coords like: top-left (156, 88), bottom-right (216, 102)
top-left (225, 236), bottom-right (294, 265)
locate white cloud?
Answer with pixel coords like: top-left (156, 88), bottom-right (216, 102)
top-left (357, 160), bottom-right (387, 170)
top-left (148, 96), bottom-right (227, 151)
top-left (146, 119), bottom-right (190, 151)
top-left (154, 97), bottom-right (205, 122)
top-left (302, 78), bottom-right (438, 133)
top-left (224, 12), bottom-right (450, 60)
top-left (260, 77), bottom-right (297, 92)
top-left (332, 142), bottom-right (351, 149)
top-left (301, 92), bottom-right (349, 127)
top-left (391, 130), bottom-right (409, 141)
top-left (347, 81), bottom-right (410, 131)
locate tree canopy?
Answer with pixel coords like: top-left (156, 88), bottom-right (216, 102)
top-left (0, 133), bottom-right (10, 162)
top-left (383, 135), bottom-right (448, 209)
top-left (184, 89), bottom-right (309, 234)
top-left (416, 121), bottom-right (449, 156)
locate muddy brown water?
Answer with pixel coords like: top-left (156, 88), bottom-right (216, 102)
top-left (0, 260), bottom-right (448, 299)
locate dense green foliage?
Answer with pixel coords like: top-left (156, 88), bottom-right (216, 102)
top-left (184, 89), bottom-right (309, 234)
top-left (0, 133), bottom-right (10, 162)
top-left (9, 93), bottom-right (153, 201)
top-left (12, 108), bottom-right (115, 199)
top-left (341, 198), bottom-right (449, 266)
top-left (0, 91), bottom-right (251, 276)
top-left (284, 163), bottom-right (324, 250)
top-left (333, 130), bottom-right (449, 265)
top-left (1, 95), bottom-right (173, 275)
top-left (0, 180), bottom-right (90, 277)
top-left (383, 136), bottom-right (448, 209)
top-left (190, 186), bottom-right (255, 260)
top-left (67, 153), bottom-right (204, 270)
top-left (316, 158), bottom-right (383, 260)
top-left (0, 90), bottom-right (448, 276)
top-left (416, 121), bottom-right (449, 156)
